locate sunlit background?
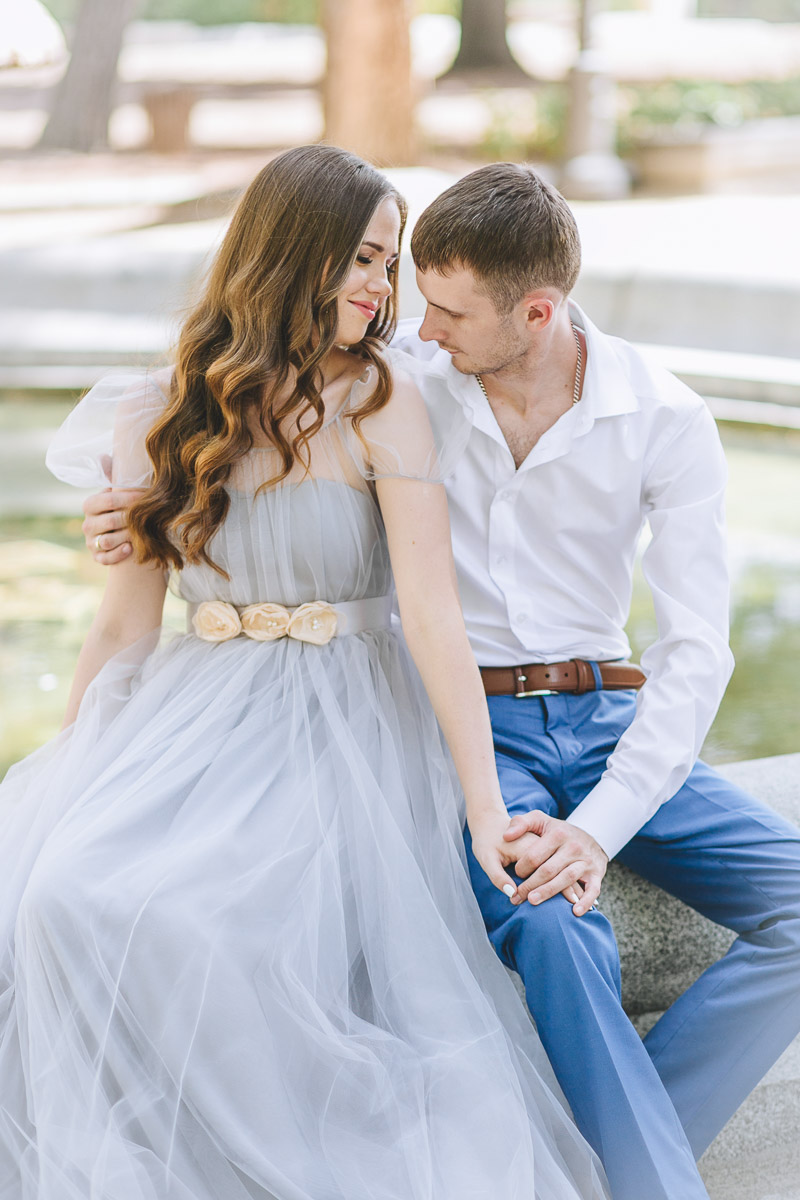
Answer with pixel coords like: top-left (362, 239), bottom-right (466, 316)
top-left (1, 0), bottom-right (799, 778)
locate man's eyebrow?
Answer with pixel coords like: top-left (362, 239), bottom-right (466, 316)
top-left (429, 301), bottom-right (464, 317)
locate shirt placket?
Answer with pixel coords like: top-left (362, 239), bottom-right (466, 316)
top-left (488, 460), bottom-right (534, 648)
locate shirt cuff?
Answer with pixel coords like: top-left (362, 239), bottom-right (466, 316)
top-left (566, 776), bottom-right (653, 861)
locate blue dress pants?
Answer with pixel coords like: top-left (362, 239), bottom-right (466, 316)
top-left (464, 689), bottom-right (800, 1200)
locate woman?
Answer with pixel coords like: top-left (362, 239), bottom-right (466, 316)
top-left (0, 146), bottom-right (608, 1200)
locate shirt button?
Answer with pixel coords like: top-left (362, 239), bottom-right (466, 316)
top-left (496, 554), bottom-right (507, 565)
top-left (516, 613), bottom-right (529, 624)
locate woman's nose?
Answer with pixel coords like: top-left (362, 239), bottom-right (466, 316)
top-left (370, 276), bottom-right (392, 299)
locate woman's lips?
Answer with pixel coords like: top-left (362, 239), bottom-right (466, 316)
top-left (350, 301), bottom-right (377, 319)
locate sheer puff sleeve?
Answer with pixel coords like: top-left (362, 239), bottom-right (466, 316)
top-left (46, 368), bottom-right (173, 490)
top-left (352, 349), bottom-right (472, 485)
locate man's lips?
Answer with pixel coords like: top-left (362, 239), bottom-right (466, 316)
top-left (350, 301), bottom-right (378, 319)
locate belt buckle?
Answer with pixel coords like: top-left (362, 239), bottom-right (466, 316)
top-left (513, 670), bottom-right (557, 699)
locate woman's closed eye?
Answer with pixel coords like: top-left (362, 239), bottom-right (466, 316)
top-left (356, 254), bottom-right (398, 273)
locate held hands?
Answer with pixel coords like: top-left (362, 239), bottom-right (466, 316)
top-left (82, 489), bottom-right (138, 565)
top-left (504, 811), bottom-right (608, 917)
top-left (469, 808), bottom-right (588, 911)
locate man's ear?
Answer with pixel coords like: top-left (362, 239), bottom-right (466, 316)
top-left (521, 294), bottom-right (556, 330)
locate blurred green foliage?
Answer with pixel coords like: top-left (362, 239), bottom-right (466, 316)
top-left (42, 0), bottom-right (800, 28)
top-left (416, 0), bottom-right (459, 13)
top-left (44, 0), bottom-right (457, 26)
top-left (44, 0), bottom-right (317, 23)
top-left (617, 77), bottom-right (800, 152)
top-left (476, 77), bottom-right (800, 163)
top-left (142, 0), bottom-right (318, 21)
top-left (627, 560), bottom-right (800, 765)
top-left (698, 0), bottom-right (800, 18)
top-left (479, 85), bottom-right (566, 162)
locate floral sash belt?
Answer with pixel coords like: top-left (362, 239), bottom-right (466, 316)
top-left (189, 595), bottom-right (393, 646)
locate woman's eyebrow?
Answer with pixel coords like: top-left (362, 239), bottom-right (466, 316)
top-left (362, 241), bottom-right (398, 255)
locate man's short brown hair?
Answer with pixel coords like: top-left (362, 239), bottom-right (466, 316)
top-left (410, 163), bottom-right (581, 312)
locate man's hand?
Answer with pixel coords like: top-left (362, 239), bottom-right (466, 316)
top-left (504, 811), bottom-right (608, 916)
top-left (82, 488), bottom-right (139, 565)
top-left (470, 809), bottom-right (584, 908)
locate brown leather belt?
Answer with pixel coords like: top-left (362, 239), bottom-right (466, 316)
top-left (480, 659), bottom-right (646, 698)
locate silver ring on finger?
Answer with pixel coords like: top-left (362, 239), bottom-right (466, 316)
top-left (95, 535), bottom-right (103, 552)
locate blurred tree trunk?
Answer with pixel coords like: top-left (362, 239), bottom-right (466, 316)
top-left (322, 0), bottom-right (416, 166)
top-left (451, 0), bottom-right (517, 71)
top-left (38, 0), bottom-right (137, 152)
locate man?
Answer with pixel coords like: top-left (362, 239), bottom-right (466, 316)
top-left (82, 164), bottom-right (800, 1200)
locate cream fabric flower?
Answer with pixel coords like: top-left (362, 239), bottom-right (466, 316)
top-left (192, 601), bottom-right (242, 642)
top-left (192, 599), bottom-right (339, 645)
top-left (240, 603), bottom-right (291, 642)
top-left (287, 601), bottom-right (339, 645)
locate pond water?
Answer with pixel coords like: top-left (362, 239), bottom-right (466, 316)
top-left (0, 416), bottom-right (798, 779)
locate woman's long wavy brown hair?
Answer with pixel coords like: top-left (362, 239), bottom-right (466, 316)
top-left (127, 145), bottom-right (407, 575)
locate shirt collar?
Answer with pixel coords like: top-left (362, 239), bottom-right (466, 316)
top-left (425, 302), bottom-right (641, 460)
top-left (418, 301), bottom-right (640, 424)
top-left (395, 303), bottom-right (642, 475)
top-left (570, 301), bottom-right (640, 422)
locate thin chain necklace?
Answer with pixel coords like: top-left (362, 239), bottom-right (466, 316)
top-left (474, 322), bottom-right (584, 407)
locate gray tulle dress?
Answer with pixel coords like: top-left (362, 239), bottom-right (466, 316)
top-left (0, 358), bottom-right (609, 1200)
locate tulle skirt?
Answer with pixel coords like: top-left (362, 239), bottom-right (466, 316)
top-left (0, 627), bottom-right (608, 1199)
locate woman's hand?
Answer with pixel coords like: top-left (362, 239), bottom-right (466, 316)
top-left (470, 808), bottom-right (586, 909)
top-left (82, 488), bottom-right (139, 565)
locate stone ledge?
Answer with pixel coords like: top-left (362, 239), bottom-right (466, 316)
top-left (702, 1147), bottom-right (800, 1200)
top-left (701, 1046), bottom-right (800, 1163)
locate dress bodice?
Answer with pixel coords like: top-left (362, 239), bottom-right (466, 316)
top-left (171, 474), bottom-right (392, 609)
top-left (44, 356), bottom-right (454, 615)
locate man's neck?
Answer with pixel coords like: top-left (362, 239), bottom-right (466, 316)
top-left (479, 314), bottom-right (581, 421)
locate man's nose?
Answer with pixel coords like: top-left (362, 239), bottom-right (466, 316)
top-left (418, 308), bottom-right (440, 342)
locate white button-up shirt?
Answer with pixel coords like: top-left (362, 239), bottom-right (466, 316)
top-left (392, 304), bottom-right (734, 859)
